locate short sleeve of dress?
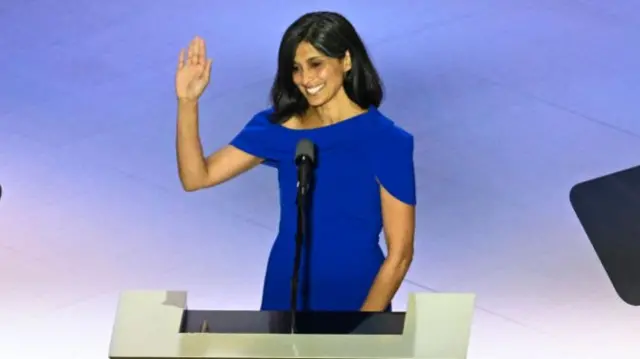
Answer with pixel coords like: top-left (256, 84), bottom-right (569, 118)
top-left (229, 110), bottom-right (280, 167)
top-left (371, 125), bottom-right (417, 206)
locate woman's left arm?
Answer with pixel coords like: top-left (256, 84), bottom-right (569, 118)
top-left (361, 184), bottom-right (415, 312)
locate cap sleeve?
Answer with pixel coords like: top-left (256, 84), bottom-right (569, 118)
top-left (230, 110), bottom-right (280, 167)
top-left (371, 125), bottom-right (417, 206)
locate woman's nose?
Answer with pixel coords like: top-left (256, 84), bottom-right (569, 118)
top-left (302, 71), bottom-right (315, 86)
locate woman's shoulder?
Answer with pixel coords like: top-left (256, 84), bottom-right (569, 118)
top-left (364, 107), bottom-right (414, 148)
top-left (237, 106), bottom-right (296, 138)
top-left (230, 107), bottom-right (289, 165)
top-left (244, 107), bottom-right (277, 128)
top-left (360, 107), bottom-right (417, 205)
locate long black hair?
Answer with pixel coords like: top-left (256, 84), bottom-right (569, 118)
top-left (269, 11), bottom-right (384, 124)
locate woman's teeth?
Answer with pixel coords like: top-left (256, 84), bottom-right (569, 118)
top-left (306, 84), bottom-right (324, 95)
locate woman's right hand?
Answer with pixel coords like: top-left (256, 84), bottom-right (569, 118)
top-left (175, 36), bottom-right (213, 101)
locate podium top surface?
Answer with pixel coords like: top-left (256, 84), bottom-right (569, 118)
top-left (108, 290), bottom-right (475, 359)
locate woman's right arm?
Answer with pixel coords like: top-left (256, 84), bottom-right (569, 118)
top-left (175, 36), bottom-right (261, 192)
top-left (176, 99), bottom-right (262, 191)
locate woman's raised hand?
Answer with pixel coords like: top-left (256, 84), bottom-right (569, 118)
top-left (175, 36), bottom-right (213, 101)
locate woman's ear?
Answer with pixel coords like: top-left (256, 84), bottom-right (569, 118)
top-left (343, 51), bottom-right (352, 73)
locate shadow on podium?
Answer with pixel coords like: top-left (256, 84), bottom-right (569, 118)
top-left (179, 309), bottom-right (405, 335)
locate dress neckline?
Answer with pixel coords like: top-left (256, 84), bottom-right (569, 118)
top-left (266, 106), bottom-right (381, 150)
top-left (275, 106), bottom-right (375, 132)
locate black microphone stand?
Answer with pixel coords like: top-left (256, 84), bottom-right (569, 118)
top-left (291, 157), bottom-right (312, 334)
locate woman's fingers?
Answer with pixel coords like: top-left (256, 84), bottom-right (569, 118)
top-left (188, 37), bottom-right (196, 65)
top-left (177, 49), bottom-right (185, 70)
top-left (192, 36), bottom-right (203, 65)
top-left (182, 36), bottom-right (207, 69)
top-left (202, 58), bottom-right (213, 81)
top-left (199, 37), bottom-right (206, 64)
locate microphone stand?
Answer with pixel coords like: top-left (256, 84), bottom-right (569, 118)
top-left (291, 161), bottom-right (311, 334)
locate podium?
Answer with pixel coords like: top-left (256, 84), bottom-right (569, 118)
top-left (108, 290), bottom-right (476, 359)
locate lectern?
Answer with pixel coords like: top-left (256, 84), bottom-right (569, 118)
top-left (108, 290), bottom-right (476, 359)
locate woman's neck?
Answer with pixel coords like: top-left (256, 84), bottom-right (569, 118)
top-left (307, 90), bottom-right (366, 126)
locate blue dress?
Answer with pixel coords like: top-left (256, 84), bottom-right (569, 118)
top-left (230, 105), bottom-right (416, 311)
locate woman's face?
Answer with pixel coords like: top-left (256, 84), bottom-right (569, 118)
top-left (292, 41), bottom-right (351, 107)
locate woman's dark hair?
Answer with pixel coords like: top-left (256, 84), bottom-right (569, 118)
top-left (269, 11), bottom-right (384, 124)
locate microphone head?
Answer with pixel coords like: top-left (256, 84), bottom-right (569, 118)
top-left (295, 138), bottom-right (315, 164)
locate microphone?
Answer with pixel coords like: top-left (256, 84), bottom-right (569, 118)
top-left (290, 138), bottom-right (316, 334)
top-left (295, 139), bottom-right (315, 196)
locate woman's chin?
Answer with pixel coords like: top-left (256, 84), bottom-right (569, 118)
top-left (306, 95), bottom-right (330, 108)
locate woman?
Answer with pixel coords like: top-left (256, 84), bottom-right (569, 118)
top-left (175, 11), bottom-right (416, 312)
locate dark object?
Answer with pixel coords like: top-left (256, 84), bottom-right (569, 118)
top-left (295, 138), bottom-right (316, 195)
top-left (291, 138), bottom-right (316, 332)
top-left (179, 310), bottom-right (405, 335)
top-left (570, 165), bottom-right (640, 306)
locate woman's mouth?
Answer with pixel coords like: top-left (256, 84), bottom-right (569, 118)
top-left (305, 84), bottom-right (324, 95)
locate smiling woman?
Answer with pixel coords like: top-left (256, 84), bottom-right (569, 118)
top-left (293, 42), bottom-right (341, 106)
top-left (269, 12), bottom-right (383, 128)
top-left (175, 11), bottom-right (416, 313)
